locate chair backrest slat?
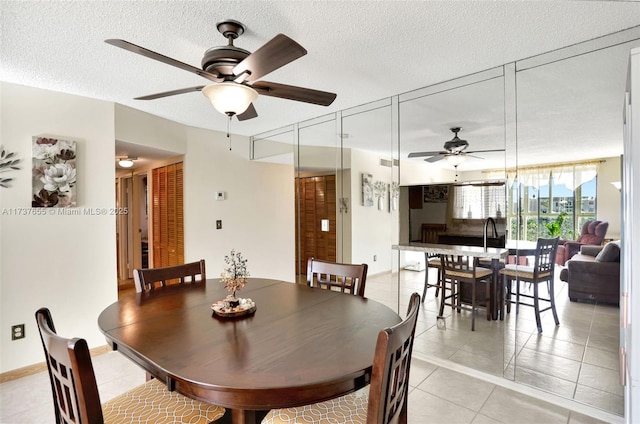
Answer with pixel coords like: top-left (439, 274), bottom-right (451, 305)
top-left (367, 292), bottom-right (420, 424)
top-left (534, 237), bottom-right (560, 277)
top-left (134, 259), bottom-right (206, 293)
top-left (421, 223), bottom-right (446, 244)
top-left (36, 308), bottom-right (104, 424)
top-left (306, 258), bottom-right (368, 297)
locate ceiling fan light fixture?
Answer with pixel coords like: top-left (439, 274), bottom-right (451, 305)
top-left (445, 154), bottom-right (466, 166)
top-left (118, 157), bottom-right (136, 168)
top-left (202, 82), bottom-right (258, 116)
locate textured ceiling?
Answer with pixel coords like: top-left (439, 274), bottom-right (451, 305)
top-left (2, 1), bottom-right (640, 169)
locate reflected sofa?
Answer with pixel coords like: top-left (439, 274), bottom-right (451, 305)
top-left (559, 242), bottom-right (620, 305)
top-left (555, 220), bottom-right (608, 266)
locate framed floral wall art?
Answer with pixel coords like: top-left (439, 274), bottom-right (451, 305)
top-left (32, 136), bottom-right (77, 207)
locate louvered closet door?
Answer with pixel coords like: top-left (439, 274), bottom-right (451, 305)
top-left (295, 175), bottom-right (336, 274)
top-left (152, 162), bottom-right (184, 268)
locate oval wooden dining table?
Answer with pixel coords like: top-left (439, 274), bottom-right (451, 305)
top-left (98, 278), bottom-right (402, 424)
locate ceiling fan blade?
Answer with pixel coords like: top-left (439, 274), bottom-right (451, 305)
top-left (233, 34), bottom-right (307, 83)
top-left (425, 155), bottom-right (445, 163)
top-left (465, 149), bottom-right (506, 154)
top-left (236, 103), bottom-right (258, 121)
top-left (134, 86), bottom-right (205, 100)
top-left (252, 81), bottom-right (336, 106)
top-left (408, 151), bottom-right (445, 158)
top-left (105, 39), bottom-right (222, 83)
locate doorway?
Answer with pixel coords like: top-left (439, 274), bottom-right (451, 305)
top-left (116, 161), bottom-right (184, 286)
top-left (116, 173), bottom-right (149, 285)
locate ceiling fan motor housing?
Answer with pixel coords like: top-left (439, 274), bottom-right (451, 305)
top-left (201, 46), bottom-right (250, 77)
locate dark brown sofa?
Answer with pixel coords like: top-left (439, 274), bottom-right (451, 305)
top-left (559, 242), bottom-right (620, 305)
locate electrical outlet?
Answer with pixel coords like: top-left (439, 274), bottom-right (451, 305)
top-left (373, 255), bottom-right (377, 262)
top-left (216, 220), bottom-right (222, 229)
top-left (11, 324), bottom-right (25, 340)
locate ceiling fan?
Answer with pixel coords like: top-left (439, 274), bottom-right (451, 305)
top-left (407, 127), bottom-right (504, 165)
top-left (105, 19), bottom-right (336, 121)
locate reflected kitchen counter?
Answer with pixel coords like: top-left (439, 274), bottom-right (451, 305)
top-left (393, 242), bottom-right (508, 260)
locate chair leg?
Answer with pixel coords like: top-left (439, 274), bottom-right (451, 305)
top-left (505, 275), bottom-right (512, 314)
top-left (485, 278), bottom-right (491, 321)
top-left (533, 282), bottom-right (542, 333)
top-left (455, 280), bottom-right (461, 313)
top-left (548, 278), bottom-right (560, 326)
top-left (471, 280), bottom-right (476, 331)
top-left (422, 263), bottom-right (442, 302)
top-left (438, 278), bottom-right (447, 316)
top-left (422, 266), bottom-right (429, 303)
top-left (515, 278), bottom-right (521, 315)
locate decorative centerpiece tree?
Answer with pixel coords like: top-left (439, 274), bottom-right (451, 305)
top-left (220, 250), bottom-right (249, 307)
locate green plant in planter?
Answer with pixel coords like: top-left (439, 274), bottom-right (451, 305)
top-left (545, 212), bottom-right (568, 237)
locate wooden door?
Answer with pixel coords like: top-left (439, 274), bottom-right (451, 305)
top-left (295, 175), bottom-right (337, 274)
top-left (151, 162), bottom-right (184, 268)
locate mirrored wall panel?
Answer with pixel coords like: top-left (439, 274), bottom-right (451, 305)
top-left (249, 25), bottom-right (640, 417)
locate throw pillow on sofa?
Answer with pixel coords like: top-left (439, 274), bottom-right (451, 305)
top-left (595, 241), bottom-right (620, 262)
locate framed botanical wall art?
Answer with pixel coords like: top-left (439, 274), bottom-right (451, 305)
top-left (373, 180), bottom-right (387, 211)
top-left (361, 172), bottom-right (373, 207)
top-left (32, 136), bottom-right (77, 207)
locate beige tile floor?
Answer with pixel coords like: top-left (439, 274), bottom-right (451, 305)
top-left (366, 267), bottom-right (624, 423)
top-left (0, 349), bottom-right (617, 424)
top-left (0, 269), bottom-right (624, 423)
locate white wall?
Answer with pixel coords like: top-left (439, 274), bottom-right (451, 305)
top-left (350, 149), bottom-right (397, 275)
top-left (597, 157), bottom-right (622, 239)
top-left (182, 126), bottom-right (295, 282)
top-left (0, 83), bottom-right (295, 373)
top-left (0, 82), bottom-right (117, 372)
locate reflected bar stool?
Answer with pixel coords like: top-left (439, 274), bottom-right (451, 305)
top-left (499, 237), bottom-right (560, 333)
top-left (420, 223), bottom-right (446, 301)
top-left (440, 255), bottom-right (493, 331)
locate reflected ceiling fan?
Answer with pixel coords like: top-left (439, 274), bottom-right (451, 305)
top-left (408, 127), bottom-right (503, 166)
top-left (105, 20), bottom-right (336, 121)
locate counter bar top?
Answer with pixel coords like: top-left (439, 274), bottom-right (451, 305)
top-left (392, 242), bottom-right (508, 260)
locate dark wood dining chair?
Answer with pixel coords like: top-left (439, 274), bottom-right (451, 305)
top-left (499, 236), bottom-right (560, 333)
top-left (262, 292), bottom-right (421, 424)
top-left (420, 223), bottom-right (446, 301)
top-left (134, 259), bottom-right (206, 293)
top-left (35, 307), bottom-right (225, 424)
top-left (439, 255), bottom-right (493, 331)
top-left (307, 257), bottom-right (368, 297)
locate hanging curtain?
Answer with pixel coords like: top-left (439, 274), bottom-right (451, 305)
top-left (551, 163), bottom-right (598, 190)
top-left (490, 161), bottom-right (599, 190)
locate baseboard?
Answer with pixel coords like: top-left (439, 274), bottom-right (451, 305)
top-left (0, 345), bottom-right (111, 383)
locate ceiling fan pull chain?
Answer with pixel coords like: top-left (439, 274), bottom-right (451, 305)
top-left (227, 115), bottom-right (232, 151)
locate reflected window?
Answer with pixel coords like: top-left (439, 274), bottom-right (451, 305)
top-left (452, 183), bottom-right (505, 219)
top-left (508, 162), bottom-right (598, 240)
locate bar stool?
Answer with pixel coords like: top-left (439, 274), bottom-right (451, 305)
top-left (499, 237), bottom-right (560, 333)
